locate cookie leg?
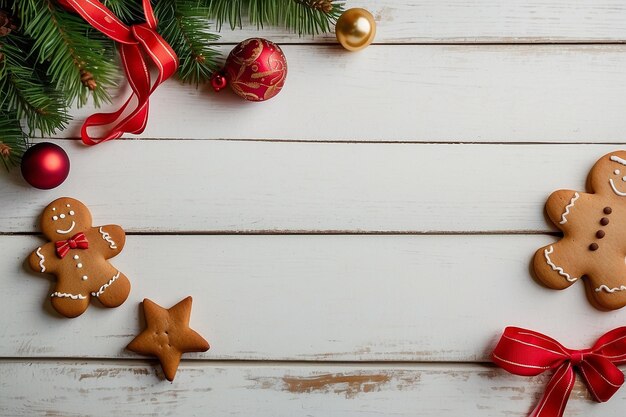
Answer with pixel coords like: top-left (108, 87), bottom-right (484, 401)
top-left (587, 284), bottom-right (626, 311)
top-left (51, 295), bottom-right (91, 318)
top-left (93, 271), bottom-right (131, 308)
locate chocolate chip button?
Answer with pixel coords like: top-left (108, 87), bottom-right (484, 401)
top-left (601, 217), bottom-right (610, 226)
top-left (589, 243), bottom-right (599, 251)
top-left (596, 230), bottom-right (606, 239)
top-left (604, 207), bottom-right (613, 214)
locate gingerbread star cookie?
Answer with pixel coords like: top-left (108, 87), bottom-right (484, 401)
top-left (28, 197), bottom-right (131, 318)
top-left (533, 151), bottom-right (626, 310)
top-left (127, 297), bottom-right (210, 381)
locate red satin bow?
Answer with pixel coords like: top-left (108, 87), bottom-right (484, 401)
top-left (492, 327), bottom-right (626, 417)
top-left (60, 0), bottom-right (178, 145)
top-left (55, 232), bottom-right (89, 258)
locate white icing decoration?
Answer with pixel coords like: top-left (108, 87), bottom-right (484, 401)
top-left (66, 204), bottom-right (71, 207)
top-left (51, 292), bottom-right (86, 300)
top-left (73, 255), bottom-right (79, 260)
top-left (92, 272), bottom-right (120, 297)
top-left (610, 155), bottom-right (626, 166)
top-left (595, 285), bottom-right (626, 294)
top-left (52, 208), bottom-right (56, 211)
top-left (77, 263), bottom-right (83, 268)
top-left (99, 227), bottom-right (118, 249)
top-left (36, 247), bottom-right (46, 272)
top-left (82, 275), bottom-right (88, 281)
top-left (60, 214), bottom-right (66, 219)
top-left (52, 216), bottom-right (58, 221)
top-left (69, 210), bottom-right (75, 215)
top-left (544, 246), bottom-right (578, 283)
top-left (615, 170), bottom-right (621, 175)
top-left (559, 192), bottom-right (579, 225)
top-left (56, 221), bottom-right (76, 234)
top-left (609, 179), bottom-right (626, 196)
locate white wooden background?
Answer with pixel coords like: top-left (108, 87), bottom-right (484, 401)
top-left (2, 1), bottom-right (626, 415)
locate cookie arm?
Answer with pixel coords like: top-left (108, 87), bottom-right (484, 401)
top-left (91, 225), bottom-right (126, 259)
top-left (544, 189), bottom-right (584, 231)
top-left (28, 243), bottom-right (56, 274)
top-left (533, 242), bottom-right (584, 290)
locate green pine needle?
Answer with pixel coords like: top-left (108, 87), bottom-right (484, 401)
top-left (204, 0), bottom-right (344, 35)
top-left (0, 110), bottom-right (28, 170)
top-left (0, 34), bottom-right (69, 136)
top-left (13, 0), bottom-right (119, 107)
top-left (156, 0), bottom-right (221, 85)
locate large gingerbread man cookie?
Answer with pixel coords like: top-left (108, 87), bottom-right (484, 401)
top-left (533, 151), bottom-right (626, 310)
top-left (28, 197), bottom-right (131, 318)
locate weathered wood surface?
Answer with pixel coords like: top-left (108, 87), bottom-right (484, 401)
top-left (55, 45), bottom-right (626, 143)
top-left (216, 1), bottom-right (626, 43)
top-left (1, 141), bottom-right (624, 234)
top-left (1, 361), bottom-right (622, 417)
top-left (2, 234), bottom-right (622, 361)
top-left (4, 2), bottom-right (626, 416)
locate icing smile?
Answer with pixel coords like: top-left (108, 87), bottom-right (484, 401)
top-left (56, 221), bottom-right (76, 234)
top-left (609, 178), bottom-right (626, 196)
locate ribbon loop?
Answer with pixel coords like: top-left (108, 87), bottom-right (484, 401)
top-left (62, 0), bottom-right (178, 145)
top-left (493, 327), bottom-right (626, 417)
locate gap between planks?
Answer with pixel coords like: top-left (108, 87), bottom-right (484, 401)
top-left (39, 137), bottom-right (626, 145)
top-left (0, 231), bottom-right (558, 236)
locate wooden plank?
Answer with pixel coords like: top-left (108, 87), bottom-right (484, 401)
top-left (214, 1), bottom-right (626, 43)
top-left (0, 141), bottom-right (621, 233)
top-left (1, 360), bottom-right (622, 416)
top-left (55, 45), bottom-right (626, 142)
top-left (2, 234), bottom-right (624, 361)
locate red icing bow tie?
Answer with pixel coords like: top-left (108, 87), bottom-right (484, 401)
top-left (492, 327), bottom-right (626, 417)
top-left (55, 232), bottom-right (89, 258)
top-left (58, 0), bottom-right (178, 145)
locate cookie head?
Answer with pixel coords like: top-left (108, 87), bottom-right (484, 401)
top-left (588, 151), bottom-right (626, 196)
top-left (40, 197), bottom-right (92, 241)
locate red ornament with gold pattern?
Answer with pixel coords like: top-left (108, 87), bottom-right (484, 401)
top-left (211, 38), bottom-right (287, 102)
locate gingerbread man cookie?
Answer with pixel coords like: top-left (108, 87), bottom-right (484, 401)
top-left (28, 197), bottom-right (131, 318)
top-left (533, 151), bottom-right (626, 310)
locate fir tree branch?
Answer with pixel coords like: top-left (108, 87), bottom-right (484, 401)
top-left (0, 34), bottom-right (69, 136)
top-left (102, 0), bottom-right (141, 23)
top-left (0, 110), bottom-right (27, 170)
top-left (13, 0), bottom-right (119, 107)
top-left (155, 0), bottom-right (220, 85)
top-left (205, 0), bottom-right (344, 35)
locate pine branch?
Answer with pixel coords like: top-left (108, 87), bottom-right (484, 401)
top-left (0, 110), bottom-right (27, 170)
top-left (155, 0), bottom-right (220, 85)
top-left (205, 0), bottom-right (344, 35)
top-left (13, 0), bottom-right (119, 107)
top-left (0, 33), bottom-right (69, 135)
top-left (102, 0), bottom-right (141, 22)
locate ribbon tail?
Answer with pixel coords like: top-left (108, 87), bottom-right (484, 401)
top-left (530, 363), bottom-right (575, 417)
top-left (81, 43), bottom-right (151, 145)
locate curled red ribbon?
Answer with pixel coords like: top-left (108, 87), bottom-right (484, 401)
top-left (60, 0), bottom-right (178, 145)
top-left (492, 327), bottom-right (626, 417)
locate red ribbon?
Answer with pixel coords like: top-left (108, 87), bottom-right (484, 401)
top-left (492, 327), bottom-right (626, 417)
top-left (60, 0), bottom-right (178, 145)
top-left (55, 232), bottom-right (89, 258)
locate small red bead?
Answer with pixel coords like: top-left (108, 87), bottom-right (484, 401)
top-left (210, 73), bottom-right (228, 91)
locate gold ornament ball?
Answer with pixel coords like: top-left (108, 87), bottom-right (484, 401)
top-left (335, 8), bottom-right (376, 52)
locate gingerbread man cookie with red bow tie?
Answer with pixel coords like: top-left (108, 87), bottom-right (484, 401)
top-left (28, 197), bottom-right (131, 318)
top-left (533, 151), bottom-right (626, 310)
